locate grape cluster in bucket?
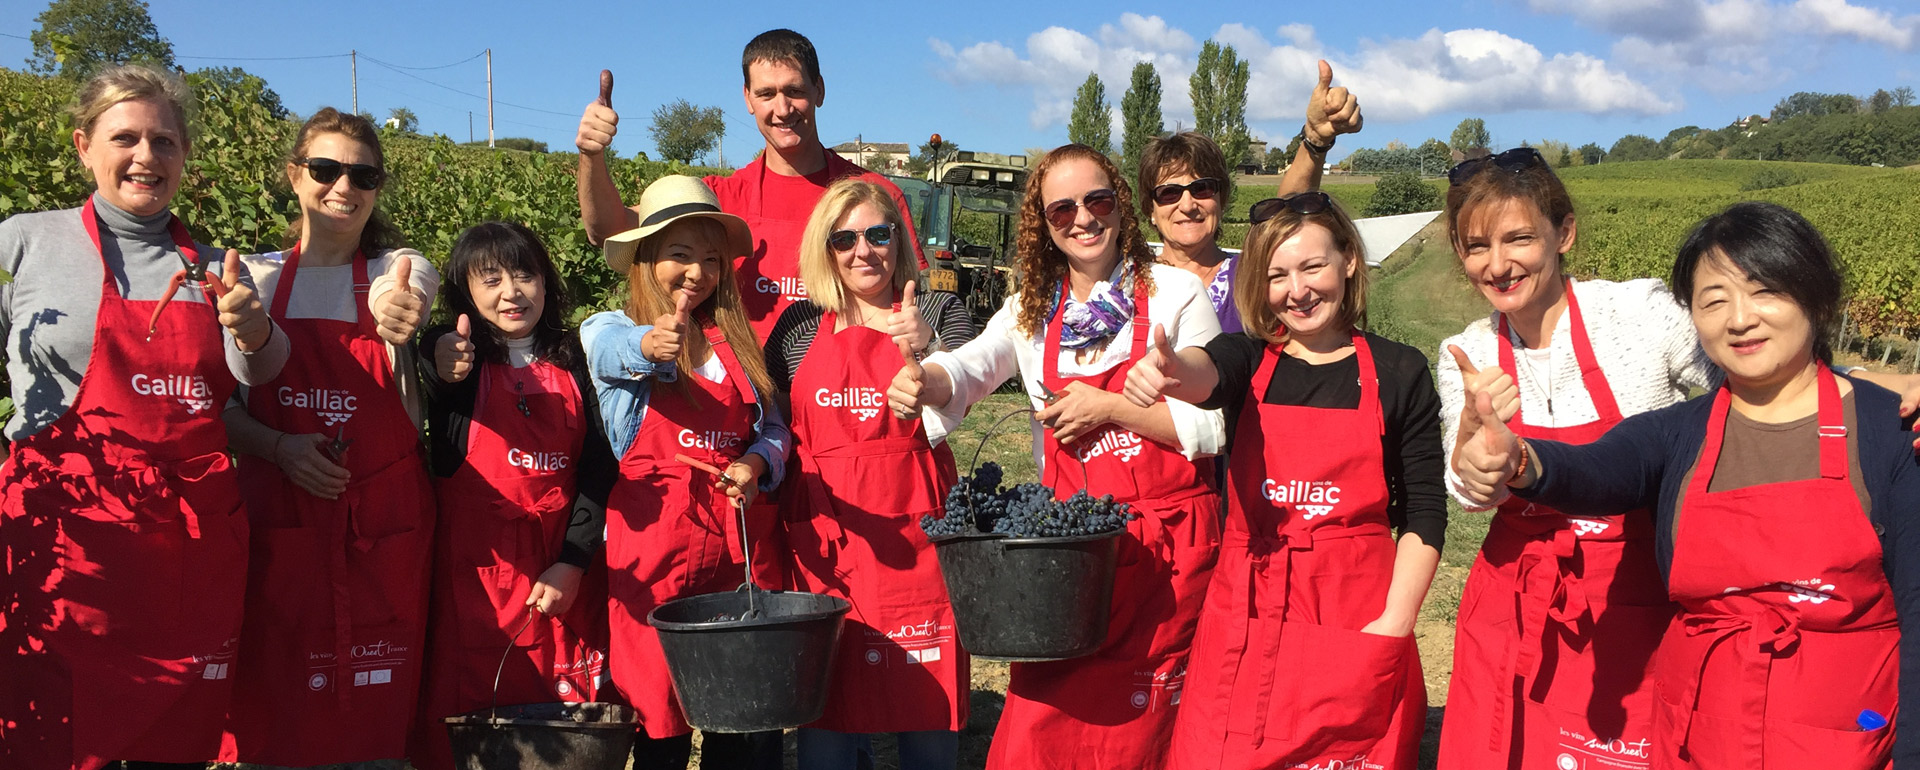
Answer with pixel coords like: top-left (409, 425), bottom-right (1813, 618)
top-left (921, 462), bottom-right (1136, 539)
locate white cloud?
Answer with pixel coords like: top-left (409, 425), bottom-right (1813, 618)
top-left (929, 16), bottom-right (1674, 134)
top-left (1791, 0), bottom-right (1919, 49)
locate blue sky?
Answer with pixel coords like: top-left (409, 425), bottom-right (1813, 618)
top-left (4, 1), bottom-right (1917, 163)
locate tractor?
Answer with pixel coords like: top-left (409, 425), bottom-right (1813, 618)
top-left (887, 135), bottom-right (1029, 326)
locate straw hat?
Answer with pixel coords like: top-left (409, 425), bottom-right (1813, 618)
top-left (602, 175), bottom-right (752, 273)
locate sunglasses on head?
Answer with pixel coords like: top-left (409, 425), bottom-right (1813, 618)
top-left (296, 157), bottom-right (387, 191)
top-left (828, 223), bottom-right (895, 252)
top-left (1248, 191), bottom-right (1335, 225)
top-left (1151, 177), bottom-right (1221, 206)
top-left (1042, 188), bottom-right (1118, 229)
top-left (1446, 147), bottom-right (1546, 186)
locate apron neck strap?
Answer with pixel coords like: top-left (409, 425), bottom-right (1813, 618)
top-left (1247, 329), bottom-right (1382, 436)
top-left (1496, 278), bottom-right (1622, 424)
top-left (271, 243), bottom-right (372, 329)
top-left (701, 322), bottom-right (759, 406)
top-left (83, 196), bottom-right (200, 300)
top-left (1043, 273), bottom-right (1150, 385)
top-left (1691, 364), bottom-right (1849, 496)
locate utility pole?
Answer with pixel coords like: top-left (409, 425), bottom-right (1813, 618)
top-left (486, 48), bottom-right (495, 149)
top-left (351, 50), bottom-right (358, 115)
top-left (468, 112), bottom-right (473, 143)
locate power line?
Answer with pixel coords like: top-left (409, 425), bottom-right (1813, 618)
top-left (176, 52), bottom-right (351, 62)
top-left (359, 53), bottom-right (576, 118)
top-left (361, 50), bottom-right (485, 70)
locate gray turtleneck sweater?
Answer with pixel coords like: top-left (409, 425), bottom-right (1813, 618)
top-left (0, 194), bottom-right (290, 442)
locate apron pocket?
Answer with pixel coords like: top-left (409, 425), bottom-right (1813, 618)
top-left (1539, 601), bottom-right (1670, 727)
top-left (59, 504), bottom-right (187, 635)
top-left (1271, 622), bottom-right (1409, 747)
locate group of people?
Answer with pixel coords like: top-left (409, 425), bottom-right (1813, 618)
top-left (2, 24), bottom-right (1916, 770)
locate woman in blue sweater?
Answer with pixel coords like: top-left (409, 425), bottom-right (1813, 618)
top-left (1454, 201), bottom-right (1919, 769)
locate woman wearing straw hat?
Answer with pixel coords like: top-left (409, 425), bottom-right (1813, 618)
top-left (583, 175), bottom-right (790, 770)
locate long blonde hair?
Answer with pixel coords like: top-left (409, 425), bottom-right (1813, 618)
top-left (624, 217), bottom-right (774, 399)
top-left (798, 178), bottom-right (920, 314)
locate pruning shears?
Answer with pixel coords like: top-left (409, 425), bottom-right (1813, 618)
top-left (147, 258), bottom-right (230, 341)
top-left (326, 422), bottom-right (353, 461)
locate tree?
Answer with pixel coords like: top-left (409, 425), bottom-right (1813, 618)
top-left (1577, 142), bottom-right (1606, 165)
top-left (1536, 139), bottom-right (1573, 167)
top-left (386, 107), bottom-right (419, 134)
top-left (1119, 61), bottom-right (1164, 187)
top-left (1450, 118), bottom-right (1490, 154)
top-left (906, 137), bottom-right (960, 177)
top-left (1068, 72), bottom-right (1112, 155)
top-left (1823, 93), bottom-right (1861, 116)
top-left (1189, 40), bottom-right (1252, 169)
top-left (648, 99), bottom-right (726, 165)
top-left (1896, 87), bottom-right (1916, 108)
top-left (184, 66), bottom-right (288, 121)
top-left (1416, 139), bottom-right (1451, 175)
top-left (27, 0), bottom-right (175, 78)
top-left (1659, 126), bottom-right (1702, 155)
top-left (1607, 134), bottom-right (1663, 162)
top-left (1366, 171), bottom-right (1441, 217)
top-left (1870, 89), bottom-right (1894, 114)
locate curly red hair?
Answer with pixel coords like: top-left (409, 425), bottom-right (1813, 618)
top-left (1013, 144), bottom-right (1158, 338)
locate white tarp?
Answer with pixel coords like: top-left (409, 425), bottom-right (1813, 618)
top-left (1150, 209), bottom-right (1442, 268)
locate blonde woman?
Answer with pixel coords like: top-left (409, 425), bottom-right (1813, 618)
top-left (0, 65), bottom-right (282, 770)
top-left (764, 178), bottom-right (976, 769)
top-left (583, 175), bottom-right (789, 769)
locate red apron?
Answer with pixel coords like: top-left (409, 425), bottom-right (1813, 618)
top-left (786, 311), bottom-right (968, 734)
top-left (1441, 284), bottom-right (1672, 770)
top-left (986, 280), bottom-right (1222, 770)
top-left (604, 327), bottom-right (765, 739)
top-left (1652, 368), bottom-right (1897, 769)
top-left (411, 357), bottom-right (608, 770)
top-left (0, 201), bottom-right (245, 770)
top-left (1170, 332), bottom-right (1424, 770)
top-left (219, 246), bottom-right (436, 765)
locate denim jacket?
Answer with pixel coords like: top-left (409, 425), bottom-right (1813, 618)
top-left (580, 310), bottom-right (789, 490)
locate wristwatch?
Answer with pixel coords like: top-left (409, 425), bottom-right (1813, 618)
top-left (1296, 125), bottom-right (1334, 156)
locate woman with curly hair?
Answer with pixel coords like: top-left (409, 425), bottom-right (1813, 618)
top-left (887, 143), bottom-right (1225, 770)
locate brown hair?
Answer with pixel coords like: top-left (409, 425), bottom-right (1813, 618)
top-left (72, 64), bottom-right (193, 149)
top-left (1136, 132), bottom-right (1231, 220)
top-left (741, 29), bottom-right (821, 88)
top-left (1013, 144), bottom-right (1157, 338)
top-left (1235, 197), bottom-right (1370, 344)
top-left (624, 217), bottom-right (775, 399)
top-left (282, 107), bottom-right (404, 255)
top-left (798, 178), bottom-right (919, 314)
top-left (1444, 159), bottom-right (1576, 263)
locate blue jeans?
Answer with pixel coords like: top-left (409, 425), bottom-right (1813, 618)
top-left (795, 728), bottom-right (959, 770)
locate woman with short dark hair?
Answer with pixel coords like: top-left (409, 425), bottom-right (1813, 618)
top-left (1454, 201), bottom-right (1920, 769)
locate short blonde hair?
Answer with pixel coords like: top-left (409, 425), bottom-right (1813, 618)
top-left (71, 64), bottom-right (193, 150)
top-left (1235, 197), bottom-right (1370, 344)
top-left (798, 178), bottom-right (919, 315)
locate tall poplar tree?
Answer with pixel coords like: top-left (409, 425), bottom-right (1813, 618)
top-left (1068, 72), bottom-right (1112, 156)
top-left (1120, 61), bottom-right (1164, 186)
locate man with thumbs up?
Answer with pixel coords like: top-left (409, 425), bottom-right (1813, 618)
top-left (576, 28), bottom-right (924, 343)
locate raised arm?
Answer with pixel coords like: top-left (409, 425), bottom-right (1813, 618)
top-left (576, 70), bottom-right (641, 245)
top-left (1275, 60), bottom-right (1363, 197)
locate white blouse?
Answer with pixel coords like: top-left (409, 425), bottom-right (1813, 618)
top-left (922, 262), bottom-right (1226, 468)
top-left (1435, 277), bottom-right (1716, 509)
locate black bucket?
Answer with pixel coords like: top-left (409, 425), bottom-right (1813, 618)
top-left (934, 529), bottom-right (1122, 660)
top-left (649, 588), bottom-right (851, 733)
top-left (444, 701), bottom-right (637, 770)
top-left (444, 611), bottom-right (636, 770)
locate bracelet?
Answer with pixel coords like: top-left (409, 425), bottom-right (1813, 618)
top-left (1298, 125), bottom-right (1334, 156)
top-left (271, 431), bottom-right (290, 461)
top-left (1508, 442), bottom-right (1530, 486)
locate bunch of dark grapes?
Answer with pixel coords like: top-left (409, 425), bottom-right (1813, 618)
top-left (921, 462), bottom-right (1135, 539)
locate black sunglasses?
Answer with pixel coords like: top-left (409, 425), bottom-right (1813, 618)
top-left (1248, 191), bottom-right (1335, 225)
top-left (1151, 177), bottom-right (1221, 206)
top-left (1042, 188), bottom-right (1118, 229)
top-left (1447, 147), bottom-right (1546, 186)
top-left (828, 223), bottom-right (895, 252)
top-left (296, 157), bottom-right (387, 191)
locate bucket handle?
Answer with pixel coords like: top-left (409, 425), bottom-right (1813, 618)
top-left (954, 403), bottom-right (1094, 525)
top-left (489, 608), bottom-right (541, 720)
top-left (734, 496), bottom-right (762, 620)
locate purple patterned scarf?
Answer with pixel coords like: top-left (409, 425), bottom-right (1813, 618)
top-left (1051, 264), bottom-right (1138, 350)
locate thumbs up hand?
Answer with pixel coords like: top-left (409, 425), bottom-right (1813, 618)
top-left (1304, 59), bottom-right (1363, 145)
top-left (642, 289), bottom-right (692, 363)
top-left (1455, 391), bottom-right (1527, 504)
top-left (374, 254), bottom-right (426, 345)
top-left (1123, 324), bottom-right (1184, 408)
top-left (1447, 344), bottom-right (1519, 453)
top-left (886, 280), bottom-right (932, 355)
top-left (888, 336), bottom-right (928, 419)
top-left (436, 314), bottom-right (475, 383)
top-left (214, 248), bottom-right (272, 351)
top-left (576, 69), bottom-right (619, 157)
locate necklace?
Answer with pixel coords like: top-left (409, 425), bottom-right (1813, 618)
top-left (1508, 324), bottom-right (1557, 419)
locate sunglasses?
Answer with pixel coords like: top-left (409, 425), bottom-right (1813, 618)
top-left (828, 223), bottom-right (895, 252)
top-left (1042, 188), bottom-right (1119, 229)
top-left (296, 157), bottom-right (387, 191)
top-left (1150, 177), bottom-right (1222, 206)
top-left (1248, 191), bottom-right (1335, 225)
top-left (1447, 147), bottom-right (1546, 186)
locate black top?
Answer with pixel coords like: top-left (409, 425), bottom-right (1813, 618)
top-left (1197, 331), bottom-right (1449, 551)
top-left (417, 325), bottom-right (613, 567)
top-left (1516, 373), bottom-right (1920, 764)
top-left (765, 293), bottom-right (978, 393)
